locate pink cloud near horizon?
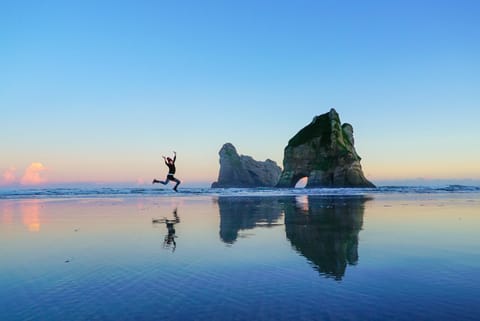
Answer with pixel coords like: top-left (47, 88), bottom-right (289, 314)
top-left (21, 162), bottom-right (48, 185)
top-left (2, 167), bottom-right (17, 185)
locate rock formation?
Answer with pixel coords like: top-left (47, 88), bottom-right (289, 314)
top-left (212, 143), bottom-right (282, 188)
top-left (276, 108), bottom-right (375, 188)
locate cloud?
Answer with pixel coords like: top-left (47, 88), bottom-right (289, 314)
top-left (2, 167), bottom-right (17, 185)
top-left (21, 162), bottom-right (48, 185)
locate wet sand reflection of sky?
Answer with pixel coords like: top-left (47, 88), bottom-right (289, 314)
top-left (1, 194), bottom-right (480, 321)
top-left (21, 200), bottom-right (41, 232)
top-left (1, 200), bottom-right (42, 232)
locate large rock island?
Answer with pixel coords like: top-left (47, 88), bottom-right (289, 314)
top-left (212, 143), bottom-right (282, 188)
top-left (276, 108), bottom-right (375, 188)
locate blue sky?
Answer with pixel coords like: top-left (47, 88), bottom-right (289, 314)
top-left (1, 0), bottom-right (479, 186)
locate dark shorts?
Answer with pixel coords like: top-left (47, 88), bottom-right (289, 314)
top-left (167, 174), bottom-right (176, 180)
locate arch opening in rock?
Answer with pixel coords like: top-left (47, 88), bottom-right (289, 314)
top-left (294, 176), bottom-right (308, 188)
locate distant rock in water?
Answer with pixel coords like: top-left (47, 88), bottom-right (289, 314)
top-left (276, 108), bottom-right (375, 188)
top-left (212, 143), bottom-right (282, 188)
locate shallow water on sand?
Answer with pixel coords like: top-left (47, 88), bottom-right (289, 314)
top-left (1, 192), bottom-right (480, 320)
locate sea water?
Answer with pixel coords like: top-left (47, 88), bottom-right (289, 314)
top-left (1, 186), bottom-right (479, 320)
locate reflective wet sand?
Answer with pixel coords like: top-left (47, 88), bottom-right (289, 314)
top-left (1, 193), bottom-right (479, 320)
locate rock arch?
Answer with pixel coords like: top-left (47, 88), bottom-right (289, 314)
top-left (276, 109), bottom-right (375, 188)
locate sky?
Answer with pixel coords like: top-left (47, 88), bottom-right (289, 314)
top-left (1, 0), bottom-right (479, 187)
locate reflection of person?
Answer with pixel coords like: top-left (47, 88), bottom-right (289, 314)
top-left (152, 208), bottom-right (180, 252)
top-left (152, 151), bottom-right (181, 192)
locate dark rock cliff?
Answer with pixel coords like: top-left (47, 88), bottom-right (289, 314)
top-left (276, 108), bottom-right (375, 188)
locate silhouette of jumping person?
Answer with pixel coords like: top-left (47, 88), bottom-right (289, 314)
top-left (152, 208), bottom-right (180, 252)
top-left (152, 151), bottom-right (181, 191)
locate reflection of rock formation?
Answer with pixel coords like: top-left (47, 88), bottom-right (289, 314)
top-left (217, 197), bottom-right (283, 244)
top-left (284, 196), bottom-right (368, 280)
top-left (216, 195), bottom-right (367, 280)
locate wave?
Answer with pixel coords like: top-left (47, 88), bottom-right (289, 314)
top-left (0, 185), bottom-right (479, 200)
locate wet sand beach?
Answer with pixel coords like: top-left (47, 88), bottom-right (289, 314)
top-left (1, 191), bottom-right (479, 320)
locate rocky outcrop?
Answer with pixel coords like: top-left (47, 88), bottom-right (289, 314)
top-left (276, 108), bottom-right (375, 188)
top-left (212, 143), bottom-right (282, 188)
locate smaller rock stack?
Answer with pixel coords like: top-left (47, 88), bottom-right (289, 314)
top-left (211, 143), bottom-right (282, 188)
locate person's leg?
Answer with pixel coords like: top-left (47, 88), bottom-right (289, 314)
top-left (160, 175), bottom-right (170, 185)
top-left (172, 177), bottom-right (181, 191)
top-left (153, 176), bottom-right (169, 185)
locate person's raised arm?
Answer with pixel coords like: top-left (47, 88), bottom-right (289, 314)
top-left (162, 156), bottom-right (168, 165)
top-left (173, 151), bottom-right (176, 163)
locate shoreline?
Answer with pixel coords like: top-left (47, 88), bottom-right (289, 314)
top-left (0, 185), bottom-right (479, 201)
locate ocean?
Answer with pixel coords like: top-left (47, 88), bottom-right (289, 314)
top-left (1, 185), bottom-right (479, 199)
top-left (1, 186), bottom-right (479, 320)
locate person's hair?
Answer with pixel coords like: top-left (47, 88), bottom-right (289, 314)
top-left (167, 157), bottom-right (172, 162)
